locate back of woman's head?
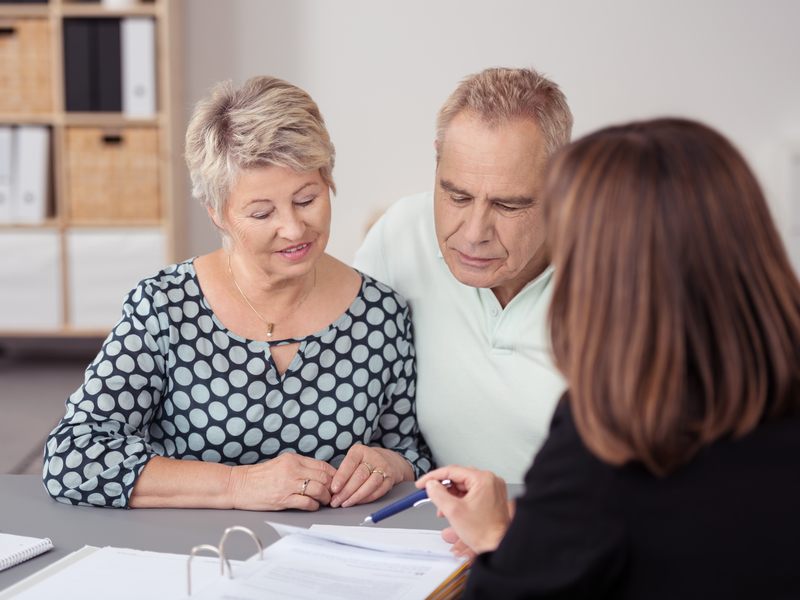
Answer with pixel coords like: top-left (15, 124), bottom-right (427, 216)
top-left (545, 118), bottom-right (800, 475)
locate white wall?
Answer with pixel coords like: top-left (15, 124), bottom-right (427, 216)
top-left (182, 0), bottom-right (800, 266)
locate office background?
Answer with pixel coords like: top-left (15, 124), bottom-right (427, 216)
top-left (183, 0), bottom-right (800, 269)
top-left (3, 0), bottom-right (800, 475)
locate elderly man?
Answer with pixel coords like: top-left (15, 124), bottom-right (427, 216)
top-left (353, 67), bottom-right (573, 483)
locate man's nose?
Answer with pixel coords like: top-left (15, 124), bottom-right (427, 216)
top-left (461, 203), bottom-right (493, 244)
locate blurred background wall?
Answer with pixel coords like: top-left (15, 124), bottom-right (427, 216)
top-left (182, 0), bottom-right (800, 268)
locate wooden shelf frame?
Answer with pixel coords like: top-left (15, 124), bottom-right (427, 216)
top-left (0, 0), bottom-right (184, 338)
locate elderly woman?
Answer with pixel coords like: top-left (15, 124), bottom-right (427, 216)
top-left (418, 118), bottom-right (800, 598)
top-left (43, 76), bottom-right (432, 510)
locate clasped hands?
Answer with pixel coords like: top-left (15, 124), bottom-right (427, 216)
top-left (229, 443), bottom-right (413, 512)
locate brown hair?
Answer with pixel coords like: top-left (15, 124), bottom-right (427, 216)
top-left (545, 118), bottom-right (800, 475)
top-left (436, 67), bottom-right (573, 162)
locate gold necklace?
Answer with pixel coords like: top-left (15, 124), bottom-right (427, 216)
top-left (227, 254), bottom-right (316, 338)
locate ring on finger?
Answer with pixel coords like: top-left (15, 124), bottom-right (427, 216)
top-left (361, 461), bottom-right (373, 474)
top-left (372, 469), bottom-right (388, 481)
top-left (300, 478), bottom-right (310, 496)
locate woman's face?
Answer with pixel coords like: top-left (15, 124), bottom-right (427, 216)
top-left (217, 165), bottom-right (331, 280)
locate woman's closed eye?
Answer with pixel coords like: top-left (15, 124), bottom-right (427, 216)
top-left (294, 195), bottom-right (316, 208)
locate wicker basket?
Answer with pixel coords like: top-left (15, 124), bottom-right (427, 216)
top-left (65, 126), bottom-right (160, 221)
top-left (0, 18), bottom-right (52, 114)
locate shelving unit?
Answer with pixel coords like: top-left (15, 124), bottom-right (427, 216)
top-left (0, 0), bottom-right (184, 337)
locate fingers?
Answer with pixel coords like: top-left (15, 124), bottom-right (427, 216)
top-left (452, 540), bottom-right (478, 565)
top-left (423, 470), bottom-right (511, 555)
top-left (425, 479), bottom-right (461, 515)
top-left (284, 477), bottom-right (331, 511)
top-left (416, 464), bottom-right (479, 493)
top-left (297, 454), bottom-right (337, 484)
top-left (441, 526), bottom-right (460, 544)
top-left (330, 444), bottom-right (369, 495)
top-left (331, 445), bottom-right (394, 508)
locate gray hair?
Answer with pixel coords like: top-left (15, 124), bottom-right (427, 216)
top-left (436, 67), bottom-right (573, 162)
top-left (185, 76), bottom-right (336, 247)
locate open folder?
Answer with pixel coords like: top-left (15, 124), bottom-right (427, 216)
top-left (0, 524), bottom-right (467, 600)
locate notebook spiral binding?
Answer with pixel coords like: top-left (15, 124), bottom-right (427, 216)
top-left (0, 537), bottom-right (53, 572)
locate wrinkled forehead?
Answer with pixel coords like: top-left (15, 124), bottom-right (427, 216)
top-left (437, 113), bottom-right (548, 190)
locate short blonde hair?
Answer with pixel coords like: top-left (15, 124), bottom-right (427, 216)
top-left (436, 67), bottom-right (572, 162)
top-left (185, 76), bottom-right (336, 242)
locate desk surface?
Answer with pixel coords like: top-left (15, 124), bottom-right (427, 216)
top-left (0, 475), bottom-right (522, 591)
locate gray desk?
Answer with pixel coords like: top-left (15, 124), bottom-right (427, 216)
top-left (0, 475), bottom-right (523, 592)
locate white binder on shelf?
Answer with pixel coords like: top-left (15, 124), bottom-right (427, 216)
top-left (0, 127), bottom-right (14, 224)
top-left (121, 17), bottom-right (157, 118)
top-left (12, 126), bottom-right (50, 224)
top-left (66, 228), bottom-right (165, 330)
top-left (0, 229), bottom-right (62, 330)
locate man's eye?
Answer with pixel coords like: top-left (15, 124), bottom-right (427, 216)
top-left (497, 204), bottom-right (518, 212)
top-left (451, 196), bottom-right (470, 204)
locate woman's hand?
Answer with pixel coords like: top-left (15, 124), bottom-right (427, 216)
top-left (441, 526), bottom-right (478, 564)
top-left (437, 498), bottom-right (517, 563)
top-left (329, 444), bottom-right (414, 508)
top-left (229, 453), bottom-right (337, 511)
top-left (416, 465), bottom-right (512, 555)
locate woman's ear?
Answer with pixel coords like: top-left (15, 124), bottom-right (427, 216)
top-left (206, 204), bottom-right (223, 229)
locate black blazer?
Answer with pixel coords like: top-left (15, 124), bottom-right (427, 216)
top-left (464, 398), bottom-right (800, 599)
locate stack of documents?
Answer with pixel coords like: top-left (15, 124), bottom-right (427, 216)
top-left (0, 525), bottom-right (467, 600)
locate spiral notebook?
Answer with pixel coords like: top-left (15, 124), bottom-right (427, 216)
top-left (0, 534), bottom-right (53, 572)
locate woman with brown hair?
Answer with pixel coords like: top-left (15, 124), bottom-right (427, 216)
top-left (418, 118), bottom-right (800, 598)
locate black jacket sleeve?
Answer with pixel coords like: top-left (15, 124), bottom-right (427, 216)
top-left (464, 399), bottom-right (628, 599)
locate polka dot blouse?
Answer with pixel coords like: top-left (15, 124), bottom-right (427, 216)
top-left (43, 260), bottom-right (433, 508)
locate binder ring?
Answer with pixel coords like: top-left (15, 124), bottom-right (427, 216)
top-left (220, 526), bottom-right (264, 563)
top-left (187, 544), bottom-right (231, 596)
top-left (187, 527), bottom-right (263, 596)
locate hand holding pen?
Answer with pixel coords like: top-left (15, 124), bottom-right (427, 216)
top-left (415, 465), bottom-right (512, 556)
top-left (361, 479), bottom-right (452, 526)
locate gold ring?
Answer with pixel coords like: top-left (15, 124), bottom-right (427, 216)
top-left (373, 469), bottom-right (388, 480)
top-left (361, 461), bottom-right (373, 473)
top-left (300, 478), bottom-right (309, 496)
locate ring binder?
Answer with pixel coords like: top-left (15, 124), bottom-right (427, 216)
top-left (188, 526), bottom-right (263, 597)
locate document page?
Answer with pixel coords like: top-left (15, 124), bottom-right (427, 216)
top-left (192, 533), bottom-right (465, 600)
top-left (268, 522), bottom-right (454, 558)
top-left (5, 546), bottom-right (243, 600)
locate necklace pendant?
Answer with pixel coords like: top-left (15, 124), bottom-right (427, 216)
top-left (267, 323), bottom-right (274, 337)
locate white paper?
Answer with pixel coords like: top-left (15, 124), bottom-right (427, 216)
top-left (193, 533), bottom-right (465, 600)
top-left (267, 522), bottom-right (454, 559)
top-left (5, 546), bottom-right (243, 600)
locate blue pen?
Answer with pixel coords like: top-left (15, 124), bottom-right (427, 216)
top-left (360, 480), bottom-right (451, 526)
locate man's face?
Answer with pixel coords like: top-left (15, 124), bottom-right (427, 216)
top-left (434, 112), bottom-right (549, 301)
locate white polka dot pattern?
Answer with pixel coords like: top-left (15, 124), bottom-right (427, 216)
top-left (43, 261), bottom-right (432, 508)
